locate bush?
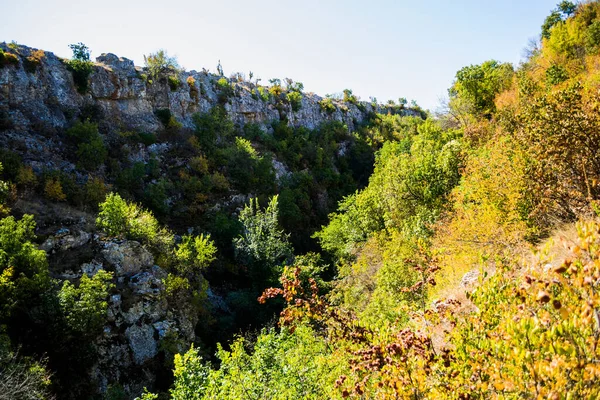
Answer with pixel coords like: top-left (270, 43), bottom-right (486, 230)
top-left (58, 269), bottom-right (113, 336)
top-left (174, 234), bottom-right (217, 276)
top-left (76, 135), bottom-right (107, 170)
top-left (66, 121), bottom-right (107, 170)
top-left (168, 75), bottom-right (181, 91)
top-left (192, 106), bottom-right (235, 154)
top-left (585, 20), bottom-right (600, 50)
top-left (16, 166), bottom-right (37, 188)
top-left (215, 77), bottom-right (233, 104)
top-left (319, 98), bottom-right (336, 114)
top-left (0, 346), bottom-right (52, 400)
top-left (154, 108), bottom-right (181, 130)
top-left (0, 214), bottom-right (50, 321)
top-left (546, 64), bottom-right (568, 85)
top-left (83, 176), bottom-right (108, 209)
top-left (187, 76), bottom-right (199, 101)
top-left (137, 132), bottom-right (156, 146)
top-left (44, 178), bottom-right (66, 201)
top-left (0, 109), bottom-right (13, 131)
top-left (96, 192), bottom-right (173, 249)
top-left (154, 108), bottom-right (172, 126)
top-left (144, 49), bottom-right (180, 80)
top-left (163, 273), bottom-right (191, 306)
top-left (286, 90), bottom-right (302, 112)
top-left (257, 86), bottom-right (270, 102)
top-left (343, 88), bottom-right (358, 104)
top-left (22, 49), bottom-right (44, 73)
top-left (0, 49), bottom-right (19, 68)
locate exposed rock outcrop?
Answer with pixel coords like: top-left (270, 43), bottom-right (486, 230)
top-left (0, 43), bottom-right (377, 140)
top-left (39, 222), bottom-right (198, 397)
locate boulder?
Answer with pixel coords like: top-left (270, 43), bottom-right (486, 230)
top-left (125, 324), bottom-right (157, 365)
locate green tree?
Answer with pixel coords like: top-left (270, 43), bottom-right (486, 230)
top-left (174, 326), bottom-right (334, 400)
top-left (170, 345), bottom-right (211, 400)
top-left (0, 215), bottom-right (49, 304)
top-left (58, 270), bottom-right (113, 336)
top-left (541, 1), bottom-right (576, 39)
top-left (174, 234), bottom-right (217, 276)
top-left (66, 120), bottom-right (107, 170)
top-left (67, 43), bottom-right (93, 93)
top-left (234, 196), bottom-right (293, 285)
top-left (449, 60), bottom-right (514, 118)
top-left (68, 42), bottom-right (90, 61)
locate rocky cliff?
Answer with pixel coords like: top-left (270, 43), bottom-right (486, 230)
top-left (0, 43), bottom-right (375, 138)
top-left (0, 42), bottom-right (395, 398)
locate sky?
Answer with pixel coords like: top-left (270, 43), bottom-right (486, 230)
top-left (2, 0), bottom-right (557, 110)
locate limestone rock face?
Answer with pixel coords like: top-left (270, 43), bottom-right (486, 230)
top-left (101, 240), bottom-right (154, 276)
top-left (125, 324), bottom-right (158, 365)
top-left (34, 214), bottom-right (197, 398)
top-left (0, 43), bottom-right (381, 142)
top-left (40, 228), bottom-right (91, 252)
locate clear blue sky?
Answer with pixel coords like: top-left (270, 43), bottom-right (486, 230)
top-left (2, 0), bottom-right (557, 110)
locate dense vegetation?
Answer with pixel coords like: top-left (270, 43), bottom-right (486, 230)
top-left (2, 1), bottom-right (600, 398)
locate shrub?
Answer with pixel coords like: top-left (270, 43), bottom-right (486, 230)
top-left (0, 109), bottom-right (13, 131)
top-left (23, 49), bottom-right (44, 73)
top-left (210, 172), bottom-right (229, 192)
top-left (215, 77), bottom-right (233, 104)
top-left (585, 20), bottom-right (600, 50)
top-left (234, 196), bottom-right (293, 285)
top-left (76, 135), bottom-right (107, 170)
top-left (143, 179), bottom-right (171, 215)
top-left (343, 88), bottom-right (358, 104)
top-left (154, 108), bottom-right (172, 126)
top-left (0, 214), bottom-right (50, 321)
top-left (192, 106), bottom-right (235, 154)
top-left (546, 64), bottom-right (568, 85)
top-left (170, 345), bottom-right (210, 400)
top-left (58, 269), bottom-right (113, 336)
top-left (187, 76), bottom-right (199, 101)
top-left (174, 234), bottom-right (217, 276)
top-left (286, 90), bottom-right (302, 112)
top-left (137, 132), bottom-right (156, 146)
top-left (0, 163), bottom-right (10, 215)
top-left (268, 78), bottom-right (283, 97)
top-left (96, 193), bottom-right (173, 249)
top-left (0, 346), bottom-right (52, 400)
top-left (168, 75), bottom-right (181, 91)
top-left (83, 176), bottom-right (108, 209)
top-left (44, 178), bottom-right (66, 201)
top-left (0, 49), bottom-right (19, 68)
top-left (449, 60), bottom-right (514, 118)
top-left (189, 155), bottom-right (209, 175)
top-left (257, 86), bottom-right (270, 102)
top-left (66, 121), bottom-right (107, 170)
top-left (154, 108), bottom-right (181, 130)
top-left (144, 49), bottom-right (180, 80)
top-left (15, 166), bottom-right (37, 188)
top-left (163, 273), bottom-right (191, 305)
top-left (319, 97), bottom-right (336, 114)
